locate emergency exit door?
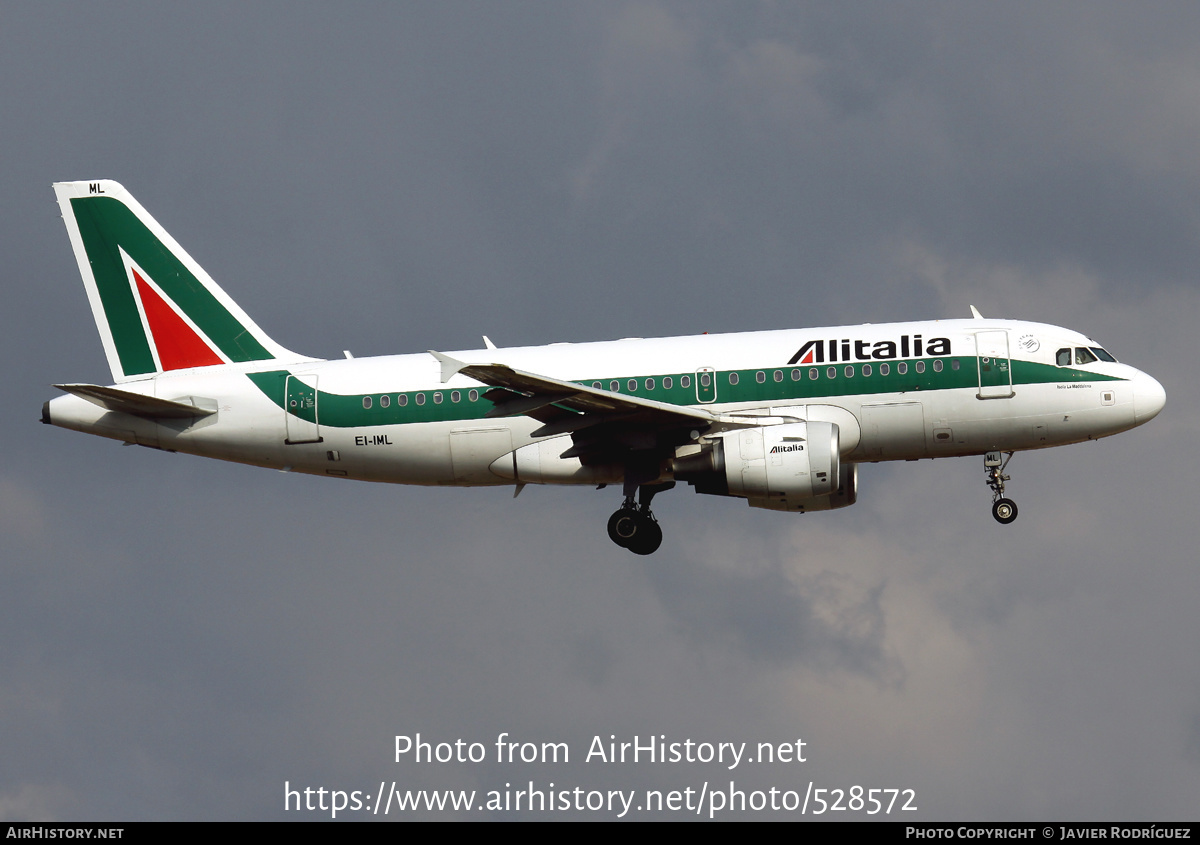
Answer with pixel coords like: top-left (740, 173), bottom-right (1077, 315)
top-left (285, 374), bottom-right (322, 443)
top-left (975, 331), bottom-right (1014, 399)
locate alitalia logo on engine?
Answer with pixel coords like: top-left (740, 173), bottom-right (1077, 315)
top-left (787, 334), bottom-right (951, 365)
top-left (770, 444), bottom-right (805, 453)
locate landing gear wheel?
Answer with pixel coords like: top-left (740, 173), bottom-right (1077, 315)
top-left (984, 452), bottom-right (1018, 525)
top-left (607, 508), bottom-right (638, 548)
top-left (626, 516), bottom-right (662, 556)
top-left (992, 498), bottom-right (1018, 524)
top-left (608, 477), bottom-right (674, 554)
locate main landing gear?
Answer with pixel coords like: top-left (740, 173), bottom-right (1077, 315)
top-left (607, 481), bottom-right (674, 555)
top-left (985, 451), bottom-right (1018, 524)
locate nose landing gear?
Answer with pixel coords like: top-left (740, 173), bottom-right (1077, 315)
top-left (985, 451), bottom-right (1018, 524)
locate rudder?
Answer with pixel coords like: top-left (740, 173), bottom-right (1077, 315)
top-left (54, 180), bottom-right (307, 383)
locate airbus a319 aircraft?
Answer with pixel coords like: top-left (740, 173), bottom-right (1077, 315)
top-left (43, 180), bottom-right (1166, 554)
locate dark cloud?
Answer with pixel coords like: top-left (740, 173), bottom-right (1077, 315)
top-left (2, 0), bottom-right (1198, 820)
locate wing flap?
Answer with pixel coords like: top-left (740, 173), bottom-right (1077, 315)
top-left (427, 352), bottom-right (774, 462)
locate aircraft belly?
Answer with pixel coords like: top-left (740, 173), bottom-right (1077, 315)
top-left (322, 424), bottom-right (453, 484)
top-left (450, 427), bottom-right (513, 485)
top-left (858, 401), bottom-right (926, 459)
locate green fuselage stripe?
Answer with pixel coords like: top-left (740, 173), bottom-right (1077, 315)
top-left (248, 356), bottom-right (1124, 429)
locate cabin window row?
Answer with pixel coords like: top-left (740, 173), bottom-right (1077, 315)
top-left (588, 361), bottom-right (962, 394)
top-left (591, 375), bottom-right (692, 392)
top-left (362, 358), bottom-right (967, 408)
top-left (732, 360), bottom-right (958, 383)
top-left (362, 389), bottom-right (481, 410)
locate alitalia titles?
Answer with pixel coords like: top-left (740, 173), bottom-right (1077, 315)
top-left (788, 334), bottom-right (951, 366)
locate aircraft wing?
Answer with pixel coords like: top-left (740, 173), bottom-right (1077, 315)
top-left (429, 352), bottom-right (770, 459)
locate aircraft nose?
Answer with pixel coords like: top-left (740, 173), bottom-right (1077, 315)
top-left (1133, 371), bottom-right (1166, 424)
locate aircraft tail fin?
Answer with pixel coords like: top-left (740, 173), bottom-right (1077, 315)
top-left (54, 180), bottom-right (310, 383)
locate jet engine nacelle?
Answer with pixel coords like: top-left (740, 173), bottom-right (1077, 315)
top-left (673, 421), bottom-right (847, 508)
top-left (747, 462), bottom-right (858, 512)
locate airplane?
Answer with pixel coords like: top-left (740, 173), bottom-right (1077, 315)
top-left (42, 180), bottom-right (1166, 555)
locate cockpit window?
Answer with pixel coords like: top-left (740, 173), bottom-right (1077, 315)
top-left (1056, 348), bottom-right (1072, 366)
top-left (1090, 347), bottom-right (1117, 363)
top-left (1075, 347), bottom-right (1098, 365)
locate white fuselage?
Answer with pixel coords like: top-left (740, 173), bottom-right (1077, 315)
top-left (45, 317), bottom-right (1166, 490)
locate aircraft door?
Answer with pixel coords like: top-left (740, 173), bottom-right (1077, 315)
top-left (975, 331), bottom-right (1014, 399)
top-left (695, 368), bottom-right (717, 403)
top-left (285, 374), bottom-right (322, 444)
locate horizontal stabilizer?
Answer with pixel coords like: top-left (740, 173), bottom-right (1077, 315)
top-left (54, 384), bottom-right (216, 419)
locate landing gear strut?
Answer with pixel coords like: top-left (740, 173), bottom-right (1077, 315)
top-left (607, 480), bottom-right (673, 555)
top-left (985, 451), bottom-right (1018, 524)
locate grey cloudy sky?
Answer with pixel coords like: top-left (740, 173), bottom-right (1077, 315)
top-left (2, 1), bottom-right (1198, 820)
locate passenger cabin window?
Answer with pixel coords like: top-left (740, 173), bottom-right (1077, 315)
top-left (728, 372), bottom-right (739, 385)
top-left (756, 371), bottom-right (765, 383)
top-left (681, 375), bottom-right (691, 389)
top-left (663, 376), bottom-right (673, 389)
top-left (1056, 348), bottom-right (1072, 366)
top-left (363, 396), bottom-right (372, 409)
top-left (1075, 347), bottom-right (1098, 365)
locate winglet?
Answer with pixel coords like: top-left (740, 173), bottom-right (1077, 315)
top-left (970, 305), bottom-right (984, 319)
top-left (428, 350), bottom-right (466, 383)
top-left (483, 336), bottom-right (497, 350)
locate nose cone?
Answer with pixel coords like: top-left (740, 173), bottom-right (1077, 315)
top-left (1133, 371), bottom-right (1166, 424)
